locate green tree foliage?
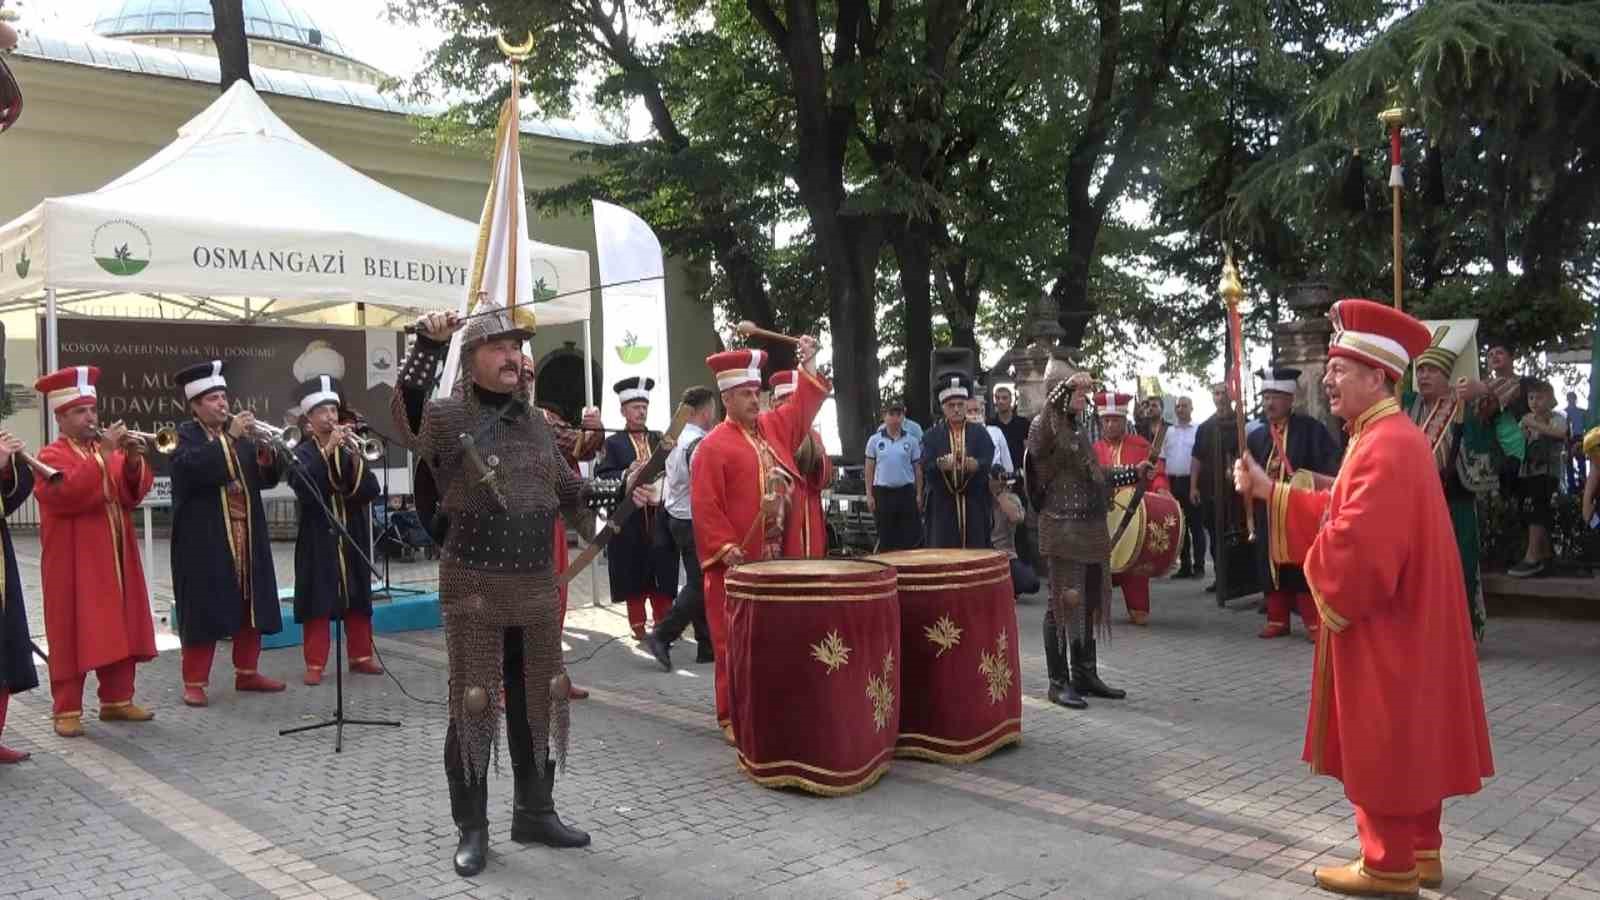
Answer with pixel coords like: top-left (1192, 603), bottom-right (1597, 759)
top-left (1230, 0), bottom-right (1600, 356)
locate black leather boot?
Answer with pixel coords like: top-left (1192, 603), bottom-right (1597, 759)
top-left (448, 770), bottom-right (489, 876)
top-left (510, 757), bottom-right (590, 848)
top-left (1071, 637), bottom-right (1126, 700)
top-left (1042, 613), bottom-right (1086, 709)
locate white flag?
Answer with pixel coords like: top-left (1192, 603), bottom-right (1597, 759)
top-left (593, 200), bottom-right (670, 431)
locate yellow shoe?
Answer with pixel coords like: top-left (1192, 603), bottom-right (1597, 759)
top-left (99, 702), bottom-right (155, 722)
top-left (53, 715), bottom-right (85, 738)
top-left (1415, 851), bottom-right (1442, 889)
top-left (1129, 611), bottom-right (1149, 626)
top-left (1312, 858), bottom-right (1419, 897)
top-left (721, 723), bottom-right (735, 746)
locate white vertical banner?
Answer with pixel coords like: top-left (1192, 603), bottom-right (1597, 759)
top-left (593, 199), bottom-right (670, 431)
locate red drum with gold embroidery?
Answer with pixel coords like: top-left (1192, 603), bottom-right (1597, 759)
top-left (1107, 487), bottom-right (1185, 577)
top-left (725, 559), bottom-right (901, 796)
top-left (865, 548), bottom-right (1022, 763)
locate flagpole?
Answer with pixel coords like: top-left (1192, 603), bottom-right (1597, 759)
top-left (1379, 103), bottom-right (1407, 312)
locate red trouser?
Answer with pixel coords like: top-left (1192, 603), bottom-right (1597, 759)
top-left (1, 688), bottom-right (14, 738)
top-left (302, 613), bottom-right (375, 671)
top-left (704, 570), bottom-right (731, 728)
top-left (52, 657), bottom-right (136, 718)
top-left (1114, 574), bottom-right (1150, 614)
top-left (181, 628), bottom-right (263, 687)
top-left (1265, 590), bottom-right (1320, 629)
top-left (624, 594), bottom-right (673, 635)
top-left (1354, 803), bottom-right (1443, 875)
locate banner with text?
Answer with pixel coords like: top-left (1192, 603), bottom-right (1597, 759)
top-left (44, 317), bottom-right (401, 489)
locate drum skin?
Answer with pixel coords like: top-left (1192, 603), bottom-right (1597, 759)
top-left (725, 559), bottom-right (901, 796)
top-left (865, 549), bottom-right (1023, 763)
top-left (1107, 488), bottom-right (1185, 577)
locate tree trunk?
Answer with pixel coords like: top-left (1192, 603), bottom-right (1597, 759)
top-left (1051, 216), bottom-right (1102, 348)
top-left (813, 211), bottom-right (884, 461)
top-left (1486, 154), bottom-right (1510, 278)
top-left (210, 0), bottom-right (252, 91)
top-left (893, 219), bottom-right (934, 425)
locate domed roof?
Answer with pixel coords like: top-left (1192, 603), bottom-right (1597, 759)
top-left (93, 0), bottom-right (355, 62)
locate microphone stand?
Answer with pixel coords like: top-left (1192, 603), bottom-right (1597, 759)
top-left (347, 419), bottom-right (430, 598)
top-left (276, 441), bottom-right (401, 752)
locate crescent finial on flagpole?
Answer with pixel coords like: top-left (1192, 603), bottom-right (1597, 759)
top-left (496, 30), bottom-right (535, 62)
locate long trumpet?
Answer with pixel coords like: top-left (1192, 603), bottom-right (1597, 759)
top-left (228, 415), bottom-right (301, 450)
top-left (320, 429), bottom-right (385, 462)
top-left (91, 425), bottom-right (179, 455)
top-left (16, 449), bottom-right (62, 484)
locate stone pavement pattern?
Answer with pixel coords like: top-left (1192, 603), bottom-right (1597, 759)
top-left (3, 546), bottom-right (1600, 899)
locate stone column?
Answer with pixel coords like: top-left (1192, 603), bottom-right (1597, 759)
top-left (1270, 283), bottom-right (1339, 434)
top-left (996, 289), bottom-right (1080, 419)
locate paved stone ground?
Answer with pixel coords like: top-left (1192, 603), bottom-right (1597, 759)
top-left (4, 541), bottom-right (1600, 899)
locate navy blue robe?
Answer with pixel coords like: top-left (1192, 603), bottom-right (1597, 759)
top-left (1247, 412), bottom-right (1342, 594)
top-left (922, 421), bottom-right (996, 549)
top-left (170, 421), bottom-right (284, 643)
top-left (289, 440), bottom-right (380, 622)
top-left (0, 459), bottom-right (38, 696)
top-left (595, 430), bottom-right (678, 599)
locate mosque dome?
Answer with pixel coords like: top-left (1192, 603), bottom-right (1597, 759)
top-left (92, 0), bottom-right (386, 84)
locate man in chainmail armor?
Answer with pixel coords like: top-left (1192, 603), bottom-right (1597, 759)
top-left (1026, 370), bottom-right (1153, 711)
top-left (392, 308), bottom-right (608, 877)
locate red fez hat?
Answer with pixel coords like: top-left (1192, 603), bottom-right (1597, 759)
top-left (768, 369), bottom-right (798, 399)
top-left (1095, 391), bottom-right (1134, 417)
top-left (707, 349), bottom-right (766, 392)
top-left (35, 366), bottom-right (100, 414)
top-left (1328, 299), bottom-right (1433, 381)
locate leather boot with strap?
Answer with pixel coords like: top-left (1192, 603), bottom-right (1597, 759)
top-left (1042, 614), bottom-right (1086, 709)
top-left (447, 768), bottom-right (489, 877)
top-left (1070, 637), bottom-right (1126, 700)
top-left (511, 754), bottom-right (590, 848)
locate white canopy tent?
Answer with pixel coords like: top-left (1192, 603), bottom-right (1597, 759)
top-left (0, 80), bottom-right (594, 377)
top-left (0, 81), bottom-right (601, 605)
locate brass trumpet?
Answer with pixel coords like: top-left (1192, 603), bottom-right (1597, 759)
top-left (91, 425), bottom-right (180, 455)
top-left (318, 429), bottom-right (385, 462)
top-left (16, 449), bottom-right (63, 484)
top-left (228, 415), bottom-right (301, 450)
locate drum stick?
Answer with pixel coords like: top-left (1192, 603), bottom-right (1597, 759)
top-left (735, 320), bottom-right (801, 346)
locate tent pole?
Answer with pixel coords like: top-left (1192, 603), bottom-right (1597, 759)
top-left (45, 288), bottom-right (59, 442)
top-left (585, 315), bottom-right (601, 608)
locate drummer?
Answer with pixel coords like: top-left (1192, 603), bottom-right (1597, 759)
top-left (1093, 391), bottom-right (1168, 626)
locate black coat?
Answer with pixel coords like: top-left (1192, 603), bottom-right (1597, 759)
top-left (170, 420), bottom-right (284, 643)
top-left (595, 430), bottom-right (677, 599)
top-left (0, 459), bottom-right (38, 695)
top-left (1247, 413), bottom-right (1342, 594)
top-left (289, 440), bottom-right (380, 623)
top-left (922, 420), bottom-right (996, 549)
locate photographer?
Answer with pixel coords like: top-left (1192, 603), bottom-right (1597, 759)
top-left (989, 466), bottom-right (1039, 599)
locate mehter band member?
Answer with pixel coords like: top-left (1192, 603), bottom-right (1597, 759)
top-left (923, 374), bottom-right (995, 549)
top-left (769, 369), bottom-right (832, 557)
top-left (0, 432), bottom-right (38, 763)
top-left (33, 366), bottom-right (158, 736)
top-left (691, 343), bottom-right (827, 742)
top-left (289, 376), bottom-right (382, 685)
top-left (1026, 370), bottom-right (1150, 710)
top-left (1237, 299), bottom-right (1493, 897)
top-left (393, 308), bottom-right (604, 877)
top-left (1092, 391), bottom-right (1169, 626)
top-left (595, 376), bottom-right (677, 640)
top-left (171, 360), bottom-right (287, 707)
top-left (1246, 367), bottom-right (1341, 642)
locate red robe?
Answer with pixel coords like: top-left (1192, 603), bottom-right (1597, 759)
top-left (691, 369), bottom-right (830, 729)
top-left (34, 437), bottom-right (157, 685)
top-left (782, 428), bottom-right (832, 559)
top-left (1269, 397), bottom-right (1493, 814)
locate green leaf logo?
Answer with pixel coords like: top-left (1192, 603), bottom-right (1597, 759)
top-left (14, 246), bottom-right (28, 279)
top-left (615, 330), bottom-right (652, 365)
top-left (532, 276), bottom-right (557, 302)
top-left (90, 220), bottom-right (153, 277)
